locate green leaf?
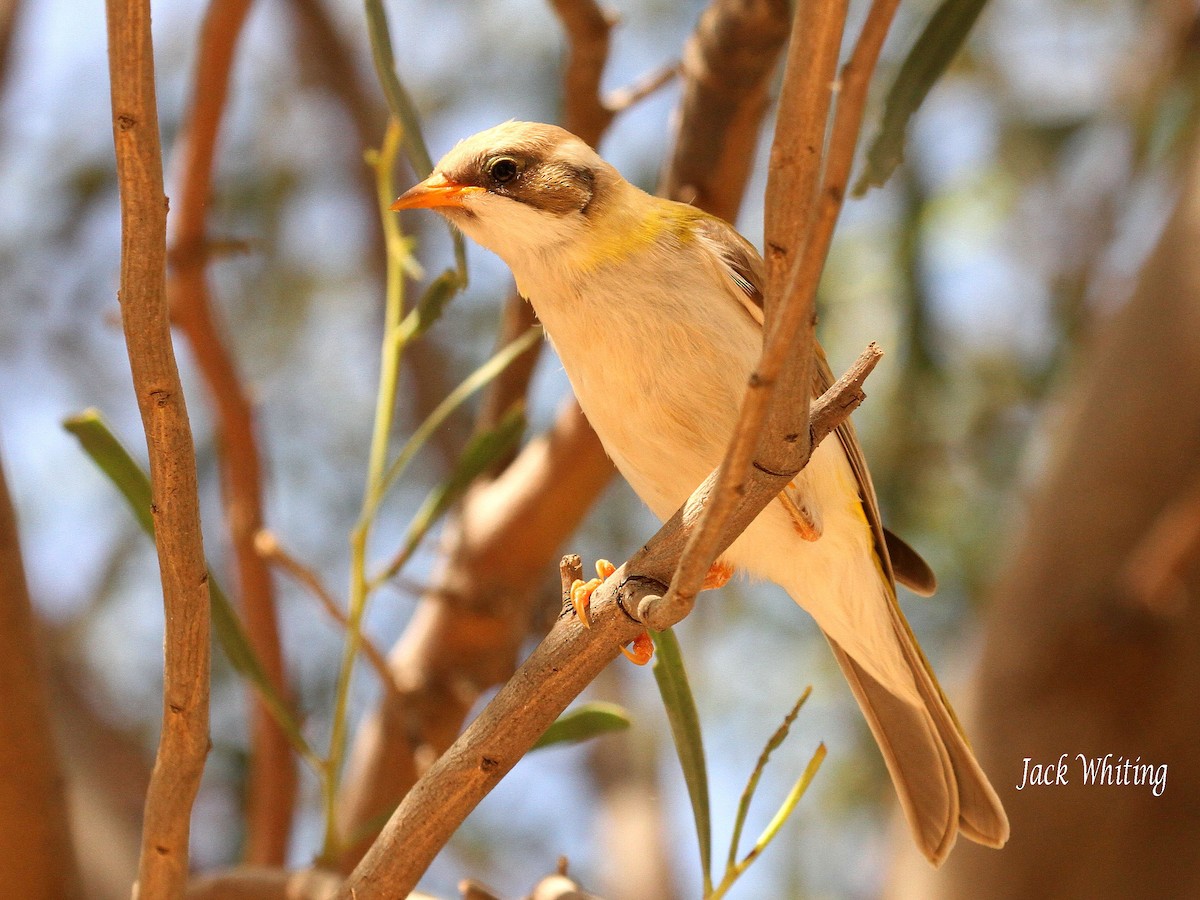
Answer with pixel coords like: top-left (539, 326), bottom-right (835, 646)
top-left (371, 404), bottom-right (526, 586)
top-left (63, 410), bottom-right (319, 770)
top-left (743, 741), bottom-right (825, 867)
top-left (399, 267), bottom-right (466, 342)
top-left (363, 0), bottom-right (469, 282)
top-left (727, 687), bottom-right (812, 871)
top-left (854, 0), bottom-right (990, 195)
top-left (533, 701), bottom-right (632, 750)
top-left (375, 326), bottom-right (541, 508)
top-left (652, 626), bottom-right (713, 893)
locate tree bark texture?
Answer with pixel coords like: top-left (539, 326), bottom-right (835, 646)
top-left (892, 143), bottom-right (1200, 898)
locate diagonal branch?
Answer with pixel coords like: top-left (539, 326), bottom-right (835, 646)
top-left (104, 0), bottom-right (211, 894)
top-left (666, 0), bottom-right (904, 612)
top-left (336, 345), bottom-right (882, 898)
top-left (168, 0), bottom-right (297, 865)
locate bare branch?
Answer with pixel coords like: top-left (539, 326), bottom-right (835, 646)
top-left (169, 0), bottom-right (296, 864)
top-left (105, 0), bottom-right (211, 893)
top-left (603, 61), bottom-right (679, 115)
top-left (663, 0), bottom-right (849, 621)
top-left (0, 454), bottom-right (81, 896)
top-left (255, 531), bottom-right (400, 698)
top-left (660, 0), bottom-right (792, 222)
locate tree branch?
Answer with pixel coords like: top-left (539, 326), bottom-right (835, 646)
top-left (335, 345), bottom-right (881, 898)
top-left (255, 531), bottom-right (400, 700)
top-left (0, 453), bottom-right (81, 896)
top-left (660, 0), bottom-right (792, 222)
top-left (105, 0), bottom-right (211, 894)
top-left (168, 0), bottom-right (296, 865)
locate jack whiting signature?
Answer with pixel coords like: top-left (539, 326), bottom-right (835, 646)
top-left (1017, 754), bottom-right (1167, 796)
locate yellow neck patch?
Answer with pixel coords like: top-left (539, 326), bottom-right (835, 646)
top-left (571, 198), bottom-right (704, 274)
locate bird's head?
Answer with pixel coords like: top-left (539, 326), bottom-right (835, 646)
top-left (391, 121), bottom-right (628, 267)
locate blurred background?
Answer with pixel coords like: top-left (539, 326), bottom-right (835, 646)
top-left (2, 0), bottom-right (1198, 897)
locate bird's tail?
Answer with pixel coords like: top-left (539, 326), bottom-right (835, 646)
top-left (824, 623), bottom-right (1009, 866)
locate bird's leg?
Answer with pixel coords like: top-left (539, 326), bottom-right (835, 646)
top-left (619, 560), bottom-right (734, 666)
top-left (779, 487), bottom-right (822, 542)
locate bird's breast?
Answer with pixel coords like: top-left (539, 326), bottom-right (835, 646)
top-left (520, 246), bottom-right (761, 519)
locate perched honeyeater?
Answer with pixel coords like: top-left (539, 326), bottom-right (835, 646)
top-left (392, 121), bottom-right (1009, 865)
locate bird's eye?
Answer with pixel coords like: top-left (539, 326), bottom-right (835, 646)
top-left (487, 156), bottom-right (520, 185)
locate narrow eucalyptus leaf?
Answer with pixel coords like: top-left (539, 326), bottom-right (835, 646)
top-left (63, 410), bottom-right (316, 765)
top-left (533, 702), bottom-right (632, 750)
top-left (652, 627), bottom-right (713, 890)
top-left (373, 405), bottom-right (526, 585)
top-left (402, 268), bottom-right (466, 341)
top-left (855, 0), bottom-right (990, 194)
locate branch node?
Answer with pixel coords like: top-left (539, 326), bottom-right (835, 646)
top-left (559, 553), bottom-right (584, 606)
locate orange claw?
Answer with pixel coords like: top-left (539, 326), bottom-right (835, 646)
top-left (570, 558), bottom-right (616, 628)
top-left (621, 631), bottom-right (654, 665)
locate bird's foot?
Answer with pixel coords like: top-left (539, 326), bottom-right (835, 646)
top-left (702, 559), bottom-right (735, 591)
top-left (620, 632), bottom-right (654, 666)
top-left (572, 557), bottom-right (731, 666)
top-left (570, 558), bottom-right (615, 628)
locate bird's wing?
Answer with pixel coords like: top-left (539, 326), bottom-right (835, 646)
top-left (692, 212), bottom-right (937, 596)
top-left (693, 214), bottom-right (765, 327)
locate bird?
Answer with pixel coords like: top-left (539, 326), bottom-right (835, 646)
top-left (390, 121), bottom-right (1009, 865)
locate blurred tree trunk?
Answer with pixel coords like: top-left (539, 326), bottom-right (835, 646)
top-left (892, 141), bottom-right (1200, 896)
top-left (0, 454), bottom-right (82, 898)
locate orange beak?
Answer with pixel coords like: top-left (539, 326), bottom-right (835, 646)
top-left (390, 173), bottom-right (484, 211)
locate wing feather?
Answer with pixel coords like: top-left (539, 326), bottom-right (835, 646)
top-left (690, 212), bottom-right (936, 594)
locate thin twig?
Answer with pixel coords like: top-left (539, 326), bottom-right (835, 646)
top-left (105, 0), bottom-right (211, 894)
top-left (603, 60), bottom-right (679, 115)
top-left (286, 0), bottom-right (468, 469)
top-left (168, 0), bottom-right (297, 864)
top-left (255, 532), bottom-right (401, 699)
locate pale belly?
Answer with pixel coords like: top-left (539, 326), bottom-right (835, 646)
top-left (524, 260), bottom-right (919, 701)
top-left (532, 264), bottom-right (761, 520)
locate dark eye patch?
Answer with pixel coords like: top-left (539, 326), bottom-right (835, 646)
top-left (485, 155), bottom-right (521, 186)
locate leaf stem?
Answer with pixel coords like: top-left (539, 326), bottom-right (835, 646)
top-left (322, 118), bottom-right (408, 860)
